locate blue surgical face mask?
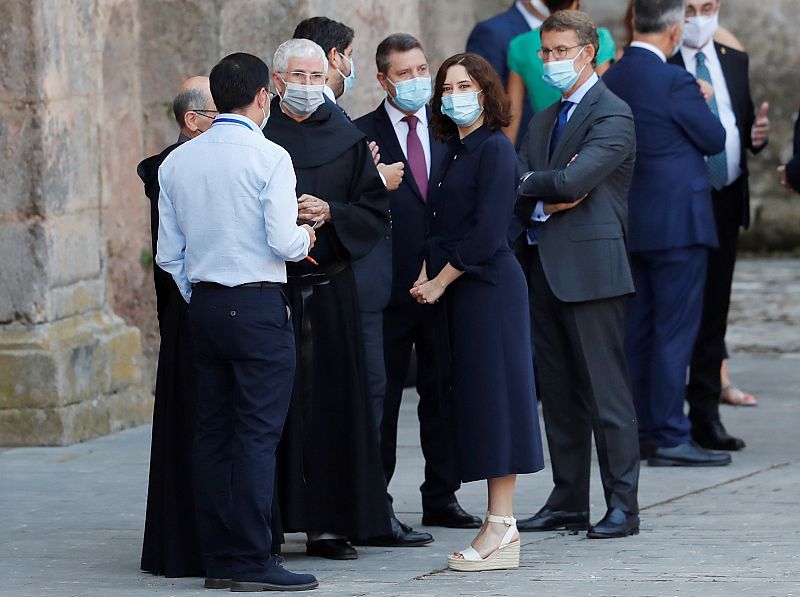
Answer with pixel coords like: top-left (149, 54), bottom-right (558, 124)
top-left (388, 76), bottom-right (432, 113)
top-left (542, 46), bottom-right (587, 93)
top-left (337, 53), bottom-right (356, 95)
top-left (441, 91), bottom-right (483, 127)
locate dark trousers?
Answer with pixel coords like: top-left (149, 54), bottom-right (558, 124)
top-left (361, 310), bottom-right (388, 432)
top-left (687, 182), bottom-right (742, 425)
top-left (626, 246), bottom-right (707, 448)
top-left (529, 249), bottom-right (639, 515)
top-left (189, 284), bottom-right (295, 581)
top-left (382, 301), bottom-right (460, 510)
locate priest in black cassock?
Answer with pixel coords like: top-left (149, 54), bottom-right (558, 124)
top-left (136, 76), bottom-right (217, 577)
top-left (264, 39), bottom-right (392, 561)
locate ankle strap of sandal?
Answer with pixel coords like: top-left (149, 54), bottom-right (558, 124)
top-left (486, 514), bottom-right (516, 526)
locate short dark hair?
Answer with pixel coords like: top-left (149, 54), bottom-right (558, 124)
top-left (172, 87), bottom-right (208, 127)
top-left (209, 53), bottom-right (269, 114)
top-left (545, 0), bottom-right (576, 12)
top-left (293, 16), bottom-right (354, 57)
top-left (375, 33), bottom-right (425, 74)
top-left (633, 0), bottom-right (685, 34)
top-left (540, 10), bottom-right (600, 67)
top-left (430, 53), bottom-right (511, 141)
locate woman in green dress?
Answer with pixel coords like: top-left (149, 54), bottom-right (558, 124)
top-left (503, 0), bottom-right (616, 145)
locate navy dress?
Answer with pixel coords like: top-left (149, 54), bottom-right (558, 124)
top-left (426, 126), bottom-right (544, 483)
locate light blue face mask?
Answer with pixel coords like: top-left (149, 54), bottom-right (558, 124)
top-left (337, 54), bottom-right (356, 95)
top-left (542, 46), bottom-right (587, 93)
top-left (441, 91), bottom-right (483, 127)
top-left (388, 76), bottom-right (432, 113)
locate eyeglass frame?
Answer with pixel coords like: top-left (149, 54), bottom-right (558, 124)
top-left (280, 71), bottom-right (327, 85)
top-left (537, 44), bottom-right (586, 61)
top-left (190, 109), bottom-right (219, 119)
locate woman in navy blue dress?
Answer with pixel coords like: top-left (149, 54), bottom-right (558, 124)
top-left (411, 53), bottom-right (544, 572)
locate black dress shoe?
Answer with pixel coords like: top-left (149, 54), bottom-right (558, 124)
top-left (587, 508), bottom-right (639, 539)
top-left (517, 505), bottom-right (589, 532)
top-left (422, 501), bottom-right (482, 529)
top-left (356, 516), bottom-right (434, 547)
top-left (648, 441), bottom-right (732, 467)
top-left (692, 420), bottom-right (746, 451)
top-left (231, 559), bottom-right (318, 592)
top-left (203, 577), bottom-right (231, 589)
top-left (306, 538), bottom-right (358, 560)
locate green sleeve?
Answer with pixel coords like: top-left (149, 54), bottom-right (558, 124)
top-left (597, 28), bottom-right (617, 66)
top-left (507, 34), bottom-right (523, 75)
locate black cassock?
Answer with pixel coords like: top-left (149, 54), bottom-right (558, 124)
top-left (137, 139), bottom-right (204, 577)
top-left (264, 98), bottom-right (392, 542)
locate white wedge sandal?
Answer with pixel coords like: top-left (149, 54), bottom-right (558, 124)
top-left (447, 514), bottom-right (520, 572)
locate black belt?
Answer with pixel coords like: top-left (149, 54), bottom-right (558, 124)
top-left (193, 281), bottom-right (283, 289)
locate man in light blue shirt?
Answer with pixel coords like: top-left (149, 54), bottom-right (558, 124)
top-left (156, 52), bottom-right (319, 593)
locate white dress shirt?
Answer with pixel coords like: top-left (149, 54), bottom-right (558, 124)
top-left (629, 40), bottom-right (667, 63)
top-left (382, 98), bottom-right (431, 174)
top-left (529, 73), bottom-right (600, 226)
top-left (156, 113), bottom-right (311, 302)
top-left (680, 40), bottom-right (742, 184)
top-left (323, 85), bottom-right (337, 104)
top-left (515, 1), bottom-right (545, 30)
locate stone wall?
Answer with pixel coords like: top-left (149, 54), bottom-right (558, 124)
top-left (1, 0), bottom-right (798, 445)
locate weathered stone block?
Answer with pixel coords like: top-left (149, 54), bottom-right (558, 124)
top-left (0, 221), bottom-right (49, 324)
top-left (45, 278), bottom-right (106, 322)
top-left (0, 103), bottom-right (41, 218)
top-left (46, 212), bottom-right (103, 286)
top-left (0, 311), bottom-right (151, 446)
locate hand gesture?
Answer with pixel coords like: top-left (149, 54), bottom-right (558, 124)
top-left (368, 141), bottom-right (381, 166)
top-left (378, 162), bottom-right (405, 191)
top-left (751, 101), bottom-right (769, 148)
top-left (410, 279), bottom-right (445, 305)
top-left (696, 79), bottom-right (714, 102)
top-left (301, 224), bottom-right (317, 249)
top-left (298, 193), bottom-right (331, 223)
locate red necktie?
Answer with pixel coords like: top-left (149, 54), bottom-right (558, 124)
top-left (402, 115), bottom-right (428, 201)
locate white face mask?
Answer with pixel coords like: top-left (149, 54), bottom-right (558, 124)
top-left (683, 12), bottom-right (719, 49)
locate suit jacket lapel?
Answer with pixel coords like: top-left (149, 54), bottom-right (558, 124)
top-left (549, 80), bottom-right (605, 167)
top-left (374, 103), bottom-right (425, 201)
top-left (714, 42), bottom-right (746, 129)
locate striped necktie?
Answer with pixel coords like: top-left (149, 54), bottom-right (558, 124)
top-left (695, 51), bottom-right (729, 191)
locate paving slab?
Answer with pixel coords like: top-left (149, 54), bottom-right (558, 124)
top-left (1, 259), bottom-right (798, 596)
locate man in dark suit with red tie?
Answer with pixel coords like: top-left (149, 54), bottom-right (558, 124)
top-left (670, 0), bottom-right (770, 452)
top-left (354, 33), bottom-right (480, 533)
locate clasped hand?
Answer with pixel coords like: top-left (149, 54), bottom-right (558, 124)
top-left (297, 193), bottom-right (330, 227)
top-left (410, 265), bottom-right (444, 305)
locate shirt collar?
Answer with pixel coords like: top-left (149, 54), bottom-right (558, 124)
top-left (564, 72), bottom-right (599, 105)
top-left (212, 113), bottom-right (259, 131)
top-left (323, 85), bottom-right (337, 104)
top-left (629, 41), bottom-right (667, 63)
top-left (456, 124), bottom-right (492, 153)
top-left (680, 37), bottom-right (716, 64)
top-left (383, 97), bottom-right (428, 128)
top-left (515, 1), bottom-right (545, 30)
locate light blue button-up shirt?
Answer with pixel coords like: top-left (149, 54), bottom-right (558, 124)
top-left (156, 113), bottom-right (311, 302)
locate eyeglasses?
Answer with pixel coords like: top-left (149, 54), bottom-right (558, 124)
top-left (283, 71), bottom-right (326, 85)
top-left (192, 109), bottom-right (218, 119)
top-left (537, 45), bottom-right (584, 60)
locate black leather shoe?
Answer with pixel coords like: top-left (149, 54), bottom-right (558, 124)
top-left (587, 508), bottom-right (639, 539)
top-left (648, 441), bottom-right (732, 467)
top-left (306, 539), bottom-right (358, 560)
top-left (203, 578), bottom-right (231, 589)
top-left (517, 505), bottom-right (589, 532)
top-left (422, 501), bottom-right (482, 529)
top-left (692, 420), bottom-right (746, 451)
top-left (356, 516), bottom-right (434, 547)
top-left (231, 559), bottom-right (318, 592)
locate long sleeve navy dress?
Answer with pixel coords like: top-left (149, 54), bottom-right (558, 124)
top-left (426, 125), bottom-right (544, 483)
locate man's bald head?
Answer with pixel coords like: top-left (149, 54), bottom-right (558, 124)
top-left (173, 76), bottom-right (217, 138)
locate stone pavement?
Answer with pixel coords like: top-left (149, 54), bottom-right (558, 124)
top-left (1, 259), bottom-right (799, 596)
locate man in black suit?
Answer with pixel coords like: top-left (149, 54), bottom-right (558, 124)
top-left (513, 11), bottom-right (640, 539)
top-left (779, 106), bottom-right (800, 193)
top-left (672, 0), bottom-right (769, 452)
top-left (354, 33), bottom-right (481, 533)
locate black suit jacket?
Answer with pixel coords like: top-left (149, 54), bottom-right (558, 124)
top-left (354, 103), bottom-right (446, 306)
top-left (670, 43), bottom-right (766, 228)
top-left (786, 105), bottom-right (800, 194)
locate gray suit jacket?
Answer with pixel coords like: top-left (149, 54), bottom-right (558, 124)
top-left (515, 78), bottom-right (636, 303)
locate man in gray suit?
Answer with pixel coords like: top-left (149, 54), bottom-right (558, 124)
top-left (513, 10), bottom-right (640, 539)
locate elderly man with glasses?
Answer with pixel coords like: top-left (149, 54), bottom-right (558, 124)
top-left (263, 38), bottom-right (394, 562)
